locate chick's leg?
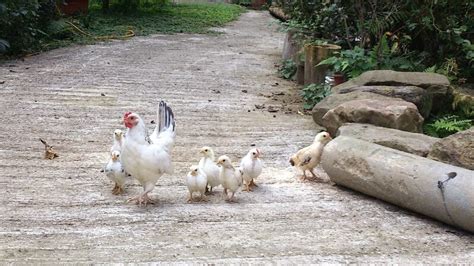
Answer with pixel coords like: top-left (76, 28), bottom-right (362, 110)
top-left (112, 183), bottom-right (119, 195)
top-left (310, 169), bottom-right (323, 181)
top-left (222, 188), bottom-right (228, 199)
top-left (244, 181), bottom-right (252, 192)
top-left (187, 191), bottom-right (193, 203)
top-left (250, 179), bottom-right (258, 188)
top-left (200, 191), bottom-right (208, 202)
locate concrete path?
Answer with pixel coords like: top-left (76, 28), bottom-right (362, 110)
top-left (0, 11), bottom-right (472, 263)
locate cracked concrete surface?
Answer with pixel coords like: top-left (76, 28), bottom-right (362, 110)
top-left (0, 10), bottom-right (473, 264)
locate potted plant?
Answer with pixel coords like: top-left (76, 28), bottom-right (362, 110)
top-left (303, 40), bottom-right (341, 85)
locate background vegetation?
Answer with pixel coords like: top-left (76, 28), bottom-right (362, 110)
top-left (276, 0), bottom-right (473, 84)
top-left (0, 0), bottom-right (243, 56)
top-left (275, 0), bottom-right (473, 136)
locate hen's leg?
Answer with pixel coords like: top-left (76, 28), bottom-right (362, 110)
top-left (128, 183), bottom-right (155, 206)
top-left (222, 188), bottom-right (228, 199)
top-left (227, 191), bottom-right (237, 203)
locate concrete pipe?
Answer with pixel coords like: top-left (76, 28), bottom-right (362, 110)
top-left (321, 136), bottom-right (474, 233)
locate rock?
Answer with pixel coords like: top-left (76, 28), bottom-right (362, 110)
top-left (333, 85), bottom-right (433, 118)
top-left (337, 123), bottom-right (439, 157)
top-left (312, 91), bottom-right (389, 125)
top-left (332, 70), bottom-right (450, 116)
top-left (334, 70), bottom-right (450, 89)
top-left (321, 136), bottom-right (474, 233)
top-left (428, 127), bottom-right (474, 170)
top-left (426, 85), bottom-right (451, 113)
top-left (322, 98), bottom-right (424, 136)
top-left (451, 86), bottom-right (474, 117)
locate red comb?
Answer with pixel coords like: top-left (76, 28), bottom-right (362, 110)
top-left (124, 112), bottom-right (132, 119)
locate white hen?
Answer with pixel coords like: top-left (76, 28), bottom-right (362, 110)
top-left (105, 150), bottom-right (127, 195)
top-left (121, 101), bottom-right (175, 206)
top-left (110, 129), bottom-right (124, 153)
top-left (217, 155), bottom-right (243, 202)
top-left (198, 146), bottom-right (220, 194)
top-left (186, 165), bottom-right (208, 202)
top-left (289, 131), bottom-right (332, 181)
top-left (240, 148), bottom-right (262, 192)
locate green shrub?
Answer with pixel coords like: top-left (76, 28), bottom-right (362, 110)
top-left (275, 0), bottom-right (474, 83)
top-left (0, 0), bottom-right (58, 54)
top-left (301, 83), bottom-right (331, 110)
top-left (278, 59), bottom-right (297, 80)
top-left (424, 115), bottom-right (472, 138)
top-left (317, 35), bottom-right (422, 79)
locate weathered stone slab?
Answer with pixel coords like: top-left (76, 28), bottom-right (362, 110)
top-left (312, 91), bottom-right (389, 125)
top-left (428, 127), bottom-right (474, 170)
top-left (322, 98), bottom-right (424, 136)
top-left (333, 85), bottom-right (432, 118)
top-left (335, 70), bottom-right (450, 89)
top-left (321, 136), bottom-right (474, 233)
top-left (337, 123), bottom-right (438, 157)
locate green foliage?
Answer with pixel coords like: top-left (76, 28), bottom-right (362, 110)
top-left (89, 0), bottom-right (169, 13)
top-left (0, 0), bottom-right (57, 54)
top-left (301, 83), bottom-right (331, 110)
top-left (275, 0), bottom-right (474, 83)
top-left (1, 3), bottom-right (243, 56)
top-left (423, 115), bottom-right (472, 138)
top-left (318, 35), bottom-right (420, 79)
top-left (278, 59), bottom-right (296, 80)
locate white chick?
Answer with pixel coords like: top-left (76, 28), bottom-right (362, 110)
top-left (110, 129), bottom-right (124, 153)
top-left (186, 165), bottom-right (208, 202)
top-left (217, 155), bottom-right (243, 202)
top-left (240, 148), bottom-right (262, 192)
top-left (105, 150), bottom-right (127, 195)
top-left (198, 146), bottom-right (220, 194)
top-left (289, 131), bottom-right (332, 181)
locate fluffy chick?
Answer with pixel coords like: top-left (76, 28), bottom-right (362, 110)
top-left (289, 131), bottom-right (332, 181)
top-left (199, 146), bottom-right (221, 194)
top-left (110, 129), bottom-right (124, 153)
top-left (217, 155), bottom-right (243, 202)
top-left (105, 150), bottom-right (127, 195)
top-left (240, 148), bottom-right (262, 192)
top-left (186, 165), bottom-right (208, 202)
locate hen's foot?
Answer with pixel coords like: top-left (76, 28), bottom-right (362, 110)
top-left (127, 195), bottom-right (154, 206)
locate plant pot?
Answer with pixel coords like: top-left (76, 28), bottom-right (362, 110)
top-left (304, 44), bottom-right (341, 85)
top-left (333, 73), bottom-right (345, 85)
top-left (251, 0), bottom-right (266, 9)
top-left (58, 0), bottom-right (89, 15)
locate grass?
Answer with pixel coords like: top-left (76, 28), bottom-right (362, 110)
top-left (5, 3), bottom-right (245, 56)
top-left (85, 3), bottom-right (244, 36)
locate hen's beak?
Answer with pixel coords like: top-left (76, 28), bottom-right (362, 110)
top-left (112, 154), bottom-right (118, 160)
top-left (216, 161), bottom-right (222, 166)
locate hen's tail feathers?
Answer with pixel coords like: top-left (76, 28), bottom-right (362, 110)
top-left (158, 101), bottom-right (176, 133)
